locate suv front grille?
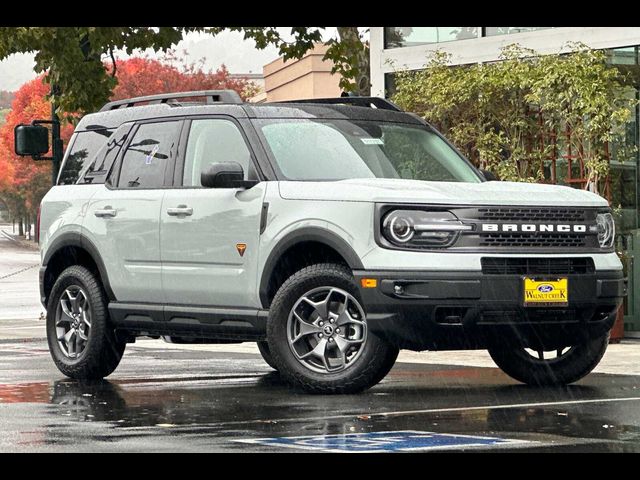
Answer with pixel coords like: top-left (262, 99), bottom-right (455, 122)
top-left (451, 206), bottom-right (600, 251)
top-left (481, 257), bottom-right (595, 275)
top-left (478, 233), bottom-right (587, 248)
top-left (476, 207), bottom-right (587, 223)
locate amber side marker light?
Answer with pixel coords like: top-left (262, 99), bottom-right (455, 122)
top-left (361, 278), bottom-right (378, 288)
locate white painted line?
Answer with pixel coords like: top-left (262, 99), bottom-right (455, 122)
top-left (121, 395), bottom-right (640, 430)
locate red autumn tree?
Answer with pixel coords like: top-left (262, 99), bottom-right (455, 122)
top-left (0, 77), bottom-right (74, 234)
top-left (0, 54), bottom-right (258, 236)
top-left (111, 54), bottom-right (258, 102)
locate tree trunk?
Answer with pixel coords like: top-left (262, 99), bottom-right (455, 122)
top-left (336, 27), bottom-right (371, 96)
top-left (18, 217), bottom-right (24, 236)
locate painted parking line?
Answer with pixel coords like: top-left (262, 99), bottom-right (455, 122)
top-left (237, 430), bottom-right (531, 452)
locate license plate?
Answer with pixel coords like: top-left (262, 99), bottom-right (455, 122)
top-left (523, 278), bottom-right (568, 306)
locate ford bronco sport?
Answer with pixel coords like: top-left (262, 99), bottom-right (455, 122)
top-left (37, 90), bottom-right (625, 393)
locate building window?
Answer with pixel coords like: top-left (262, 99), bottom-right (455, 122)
top-left (484, 27), bottom-right (553, 36)
top-left (384, 27), bottom-right (478, 49)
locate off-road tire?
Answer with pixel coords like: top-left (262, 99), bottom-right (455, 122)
top-left (257, 341), bottom-right (278, 370)
top-left (267, 263), bottom-right (399, 394)
top-left (46, 265), bottom-right (126, 379)
top-left (488, 333), bottom-right (610, 386)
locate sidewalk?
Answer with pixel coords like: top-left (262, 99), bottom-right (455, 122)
top-left (0, 226), bottom-right (39, 251)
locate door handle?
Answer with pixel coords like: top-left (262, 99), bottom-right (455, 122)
top-left (167, 205), bottom-right (193, 217)
top-left (94, 207), bottom-right (117, 218)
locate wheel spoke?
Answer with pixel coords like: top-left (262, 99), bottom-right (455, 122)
top-left (58, 299), bottom-right (75, 325)
top-left (302, 296), bottom-right (329, 320)
top-left (66, 290), bottom-right (80, 314)
top-left (299, 338), bottom-right (328, 362)
top-left (292, 315), bottom-right (322, 343)
top-left (336, 309), bottom-right (363, 327)
top-left (333, 334), bottom-right (362, 353)
top-left (77, 327), bottom-right (88, 341)
top-left (82, 311), bottom-right (91, 328)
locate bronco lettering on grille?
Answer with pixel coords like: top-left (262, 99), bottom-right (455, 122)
top-left (481, 224), bottom-right (588, 233)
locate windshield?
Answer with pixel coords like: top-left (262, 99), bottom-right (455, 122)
top-left (256, 119), bottom-right (481, 183)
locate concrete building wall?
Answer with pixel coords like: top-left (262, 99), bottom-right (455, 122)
top-left (263, 44), bottom-right (342, 101)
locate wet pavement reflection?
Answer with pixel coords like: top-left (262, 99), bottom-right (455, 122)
top-left (1, 340), bottom-right (640, 452)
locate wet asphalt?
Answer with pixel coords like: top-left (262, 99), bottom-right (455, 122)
top-left (1, 338), bottom-right (640, 452)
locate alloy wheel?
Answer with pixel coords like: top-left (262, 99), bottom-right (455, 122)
top-left (55, 286), bottom-right (92, 359)
top-left (287, 286), bottom-right (367, 373)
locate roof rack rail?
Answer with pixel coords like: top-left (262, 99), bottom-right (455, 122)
top-left (277, 96), bottom-right (402, 112)
top-left (99, 90), bottom-right (243, 112)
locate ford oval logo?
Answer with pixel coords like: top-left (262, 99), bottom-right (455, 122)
top-left (537, 284), bottom-right (554, 293)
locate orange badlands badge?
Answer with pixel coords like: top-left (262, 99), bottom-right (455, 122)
top-left (236, 243), bottom-right (247, 257)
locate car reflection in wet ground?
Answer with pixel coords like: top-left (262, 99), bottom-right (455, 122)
top-left (1, 340), bottom-right (639, 452)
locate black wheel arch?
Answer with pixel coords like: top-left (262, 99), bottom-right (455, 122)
top-left (42, 232), bottom-right (116, 305)
top-left (258, 226), bottom-right (364, 308)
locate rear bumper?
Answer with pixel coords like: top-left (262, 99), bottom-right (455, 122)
top-left (354, 269), bottom-right (626, 351)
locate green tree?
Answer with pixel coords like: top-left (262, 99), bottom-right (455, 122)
top-left (0, 27), bottom-right (369, 118)
top-left (391, 43), bottom-right (636, 193)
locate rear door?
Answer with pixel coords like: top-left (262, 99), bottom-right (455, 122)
top-left (84, 119), bottom-right (183, 303)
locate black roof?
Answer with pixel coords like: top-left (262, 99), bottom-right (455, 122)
top-left (74, 98), bottom-right (422, 132)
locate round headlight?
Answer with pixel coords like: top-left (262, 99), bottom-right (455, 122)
top-left (388, 214), bottom-right (414, 243)
top-left (382, 209), bottom-right (468, 248)
top-left (596, 212), bottom-right (615, 249)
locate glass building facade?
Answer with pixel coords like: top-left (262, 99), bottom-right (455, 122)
top-left (383, 27), bottom-right (553, 48)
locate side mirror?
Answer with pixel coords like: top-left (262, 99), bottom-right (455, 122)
top-left (479, 169), bottom-right (499, 181)
top-left (14, 124), bottom-right (50, 157)
top-left (201, 162), bottom-right (258, 189)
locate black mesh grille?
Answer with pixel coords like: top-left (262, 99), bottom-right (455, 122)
top-left (481, 257), bottom-right (595, 275)
top-left (476, 207), bottom-right (587, 222)
top-left (479, 233), bottom-right (587, 248)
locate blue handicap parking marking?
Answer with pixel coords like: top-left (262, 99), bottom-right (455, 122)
top-left (237, 430), bottom-right (529, 452)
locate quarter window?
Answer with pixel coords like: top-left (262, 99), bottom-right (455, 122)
top-left (118, 121), bottom-right (181, 189)
top-left (58, 128), bottom-right (113, 185)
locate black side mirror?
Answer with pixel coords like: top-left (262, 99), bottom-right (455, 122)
top-left (479, 169), bottom-right (499, 181)
top-left (201, 162), bottom-right (258, 189)
top-left (14, 124), bottom-right (50, 157)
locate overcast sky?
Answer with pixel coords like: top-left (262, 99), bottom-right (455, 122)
top-left (0, 28), bottom-right (344, 92)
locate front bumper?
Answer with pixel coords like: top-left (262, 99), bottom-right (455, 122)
top-left (354, 269), bottom-right (626, 351)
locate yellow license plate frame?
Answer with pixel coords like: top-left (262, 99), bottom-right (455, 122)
top-left (523, 278), bottom-right (568, 307)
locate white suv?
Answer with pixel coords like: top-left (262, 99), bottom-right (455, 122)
top-left (37, 91), bottom-right (625, 393)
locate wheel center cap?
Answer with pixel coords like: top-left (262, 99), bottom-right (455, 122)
top-left (323, 325), bottom-right (335, 336)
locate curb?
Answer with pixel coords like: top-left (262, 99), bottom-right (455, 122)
top-left (0, 337), bottom-right (47, 344)
top-left (0, 230), bottom-right (19, 243)
top-left (1, 229), bottom-right (39, 250)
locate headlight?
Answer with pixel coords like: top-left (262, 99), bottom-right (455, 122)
top-left (382, 209), bottom-right (471, 249)
top-left (596, 212), bottom-right (615, 249)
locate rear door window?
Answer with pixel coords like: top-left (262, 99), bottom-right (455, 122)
top-left (78, 124), bottom-right (133, 184)
top-left (116, 121), bottom-right (182, 189)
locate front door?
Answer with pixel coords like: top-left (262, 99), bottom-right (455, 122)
top-left (160, 118), bottom-right (266, 308)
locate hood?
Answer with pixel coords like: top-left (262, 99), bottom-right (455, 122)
top-left (278, 178), bottom-right (609, 207)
